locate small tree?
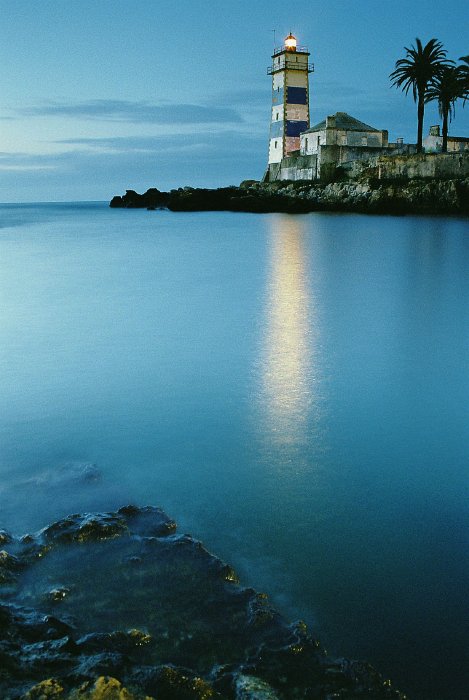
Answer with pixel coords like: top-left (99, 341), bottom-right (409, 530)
top-left (390, 38), bottom-right (452, 152)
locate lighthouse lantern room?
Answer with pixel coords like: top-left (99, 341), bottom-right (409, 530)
top-left (267, 33), bottom-right (313, 164)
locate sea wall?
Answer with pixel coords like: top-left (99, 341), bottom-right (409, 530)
top-left (266, 153), bottom-right (318, 181)
top-left (376, 152), bottom-right (469, 180)
top-left (265, 150), bottom-right (469, 184)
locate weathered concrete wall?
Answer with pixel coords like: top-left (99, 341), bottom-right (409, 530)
top-left (424, 134), bottom-right (469, 154)
top-left (272, 146), bottom-right (393, 182)
top-left (265, 151), bottom-right (469, 183)
top-left (266, 154), bottom-right (318, 181)
top-left (376, 152), bottom-right (469, 180)
top-left (301, 126), bottom-right (389, 155)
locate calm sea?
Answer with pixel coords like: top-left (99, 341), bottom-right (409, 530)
top-left (0, 202), bottom-right (467, 699)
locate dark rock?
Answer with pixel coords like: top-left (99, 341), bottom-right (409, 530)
top-left (110, 177), bottom-right (469, 216)
top-left (40, 512), bottom-right (128, 545)
top-left (70, 652), bottom-right (128, 682)
top-left (239, 180), bottom-right (260, 189)
top-left (233, 673), bottom-right (279, 699)
top-left (109, 195), bottom-right (124, 207)
top-left (86, 676), bottom-right (152, 699)
top-left (0, 529), bottom-right (13, 545)
top-left (0, 506), bottom-right (407, 700)
top-left (46, 587), bottom-right (71, 603)
top-left (22, 677), bottom-right (65, 699)
top-left (76, 629), bottom-right (152, 654)
top-left (136, 664), bottom-right (217, 699)
top-left (117, 504), bottom-right (177, 537)
top-left (0, 550), bottom-right (23, 584)
top-left (110, 188), bottom-right (169, 209)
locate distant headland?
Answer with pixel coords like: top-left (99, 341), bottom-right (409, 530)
top-left (110, 151), bottom-right (469, 216)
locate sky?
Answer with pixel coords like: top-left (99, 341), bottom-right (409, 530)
top-left (0, 0), bottom-right (468, 202)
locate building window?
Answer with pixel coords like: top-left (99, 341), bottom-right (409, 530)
top-left (275, 141), bottom-right (278, 148)
top-left (305, 138), bottom-right (309, 150)
top-left (276, 113), bottom-right (279, 120)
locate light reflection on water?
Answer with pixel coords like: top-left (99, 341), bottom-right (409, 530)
top-left (257, 215), bottom-right (326, 494)
top-left (262, 216), bottom-right (314, 447)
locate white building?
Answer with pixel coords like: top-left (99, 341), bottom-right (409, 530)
top-left (300, 113), bottom-right (388, 155)
top-left (424, 125), bottom-right (469, 154)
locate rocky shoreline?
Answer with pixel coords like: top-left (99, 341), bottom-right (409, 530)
top-left (110, 178), bottom-right (469, 216)
top-left (1, 505), bottom-right (406, 699)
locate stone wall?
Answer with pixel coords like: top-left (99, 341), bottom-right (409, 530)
top-left (265, 151), bottom-right (469, 183)
top-left (376, 152), bottom-right (469, 180)
top-left (265, 153), bottom-right (318, 181)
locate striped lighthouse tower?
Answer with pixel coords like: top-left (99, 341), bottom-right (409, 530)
top-left (267, 33), bottom-right (313, 166)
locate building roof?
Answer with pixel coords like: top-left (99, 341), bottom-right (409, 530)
top-left (303, 112), bottom-right (379, 134)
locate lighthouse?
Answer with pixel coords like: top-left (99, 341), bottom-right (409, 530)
top-left (267, 33), bottom-right (313, 165)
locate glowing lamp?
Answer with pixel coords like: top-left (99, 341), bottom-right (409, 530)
top-left (284, 33), bottom-right (297, 51)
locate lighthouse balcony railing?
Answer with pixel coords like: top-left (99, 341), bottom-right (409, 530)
top-left (267, 61), bottom-right (314, 74)
top-left (272, 45), bottom-right (309, 56)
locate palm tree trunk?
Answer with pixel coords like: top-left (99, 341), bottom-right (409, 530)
top-left (442, 109), bottom-right (448, 152)
top-left (417, 95), bottom-right (425, 152)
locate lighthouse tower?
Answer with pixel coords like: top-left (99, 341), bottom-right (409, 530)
top-left (267, 33), bottom-right (313, 165)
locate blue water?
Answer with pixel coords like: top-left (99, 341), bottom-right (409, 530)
top-left (0, 202), bottom-right (467, 699)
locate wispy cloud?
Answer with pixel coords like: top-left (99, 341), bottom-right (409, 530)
top-left (53, 131), bottom-right (261, 153)
top-left (0, 151), bottom-right (61, 171)
top-left (0, 130), bottom-right (266, 175)
top-left (18, 99), bottom-right (243, 125)
top-left (0, 131), bottom-right (266, 201)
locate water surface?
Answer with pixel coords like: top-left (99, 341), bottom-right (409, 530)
top-left (0, 202), bottom-right (467, 699)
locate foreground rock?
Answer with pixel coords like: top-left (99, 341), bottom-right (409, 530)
top-left (110, 178), bottom-right (469, 216)
top-left (1, 505), bottom-right (405, 699)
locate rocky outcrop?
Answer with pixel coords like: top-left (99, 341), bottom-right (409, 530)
top-left (110, 178), bottom-right (469, 216)
top-left (0, 505), bottom-right (406, 699)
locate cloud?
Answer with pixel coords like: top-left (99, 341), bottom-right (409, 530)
top-left (0, 151), bottom-right (61, 171)
top-left (53, 130), bottom-right (261, 153)
top-left (18, 99), bottom-right (243, 125)
top-left (0, 130), bottom-right (266, 180)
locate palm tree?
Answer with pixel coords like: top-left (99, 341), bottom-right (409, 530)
top-left (458, 56), bottom-right (469, 102)
top-left (390, 38), bottom-right (452, 152)
top-left (426, 66), bottom-right (464, 152)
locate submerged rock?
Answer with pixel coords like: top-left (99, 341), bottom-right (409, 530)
top-left (234, 674), bottom-right (280, 700)
top-left (13, 463), bottom-right (102, 493)
top-left (0, 505), bottom-right (406, 699)
top-left (0, 530), bottom-right (13, 545)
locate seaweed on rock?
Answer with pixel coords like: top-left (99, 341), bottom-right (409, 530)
top-left (0, 506), bottom-right (405, 699)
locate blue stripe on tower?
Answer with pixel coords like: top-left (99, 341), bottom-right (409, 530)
top-left (286, 87), bottom-right (307, 105)
top-left (285, 120), bottom-right (308, 137)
